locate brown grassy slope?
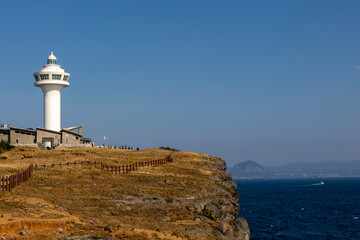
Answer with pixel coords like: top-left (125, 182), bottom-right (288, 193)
top-left (0, 147), bottom-right (237, 240)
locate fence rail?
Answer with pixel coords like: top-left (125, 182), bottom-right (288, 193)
top-left (0, 156), bottom-right (173, 192)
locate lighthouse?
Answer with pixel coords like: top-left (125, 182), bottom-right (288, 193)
top-left (33, 52), bottom-right (70, 132)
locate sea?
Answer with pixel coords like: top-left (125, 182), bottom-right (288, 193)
top-left (236, 178), bottom-right (360, 240)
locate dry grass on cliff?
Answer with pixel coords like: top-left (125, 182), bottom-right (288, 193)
top-left (0, 147), bottom-right (229, 239)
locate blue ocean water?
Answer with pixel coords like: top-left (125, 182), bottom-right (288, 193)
top-left (236, 178), bottom-right (360, 240)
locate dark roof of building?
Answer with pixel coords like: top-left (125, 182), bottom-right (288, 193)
top-left (10, 127), bottom-right (36, 133)
top-left (36, 127), bottom-right (61, 135)
top-left (0, 129), bottom-right (10, 133)
top-left (61, 129), bottom-right (82, 137)
top-left (80, 137), bottom-right (91, 142)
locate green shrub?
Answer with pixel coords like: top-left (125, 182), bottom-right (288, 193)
top-left (0, 141), bottom-right (14, 154)
top-left (0, 156), bottom-right (7, 160)
top-left (160, 146), bottom-right (177, 151)
top-left (201, 206), bottom-right (220, 222)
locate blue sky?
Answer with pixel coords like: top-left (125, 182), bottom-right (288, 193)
top-left (1, 1), bottom-right (360, 166)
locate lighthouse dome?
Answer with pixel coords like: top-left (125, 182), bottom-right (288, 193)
top-left (47, 51), bottom-right (57, 64)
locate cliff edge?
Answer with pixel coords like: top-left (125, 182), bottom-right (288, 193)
top-left (0, 147), bottom-right (249, 239)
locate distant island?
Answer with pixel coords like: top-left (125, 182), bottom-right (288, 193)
top-left (228, 160), bottom-right (270, 179)
top-left (229, 160), bottom-right (360, 179)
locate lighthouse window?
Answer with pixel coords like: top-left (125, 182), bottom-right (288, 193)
top-left (34, 75), bottom-right (40, 81)
top-left (40, 74), bottom-right (49, 80)
top-left (47, 59), bottom-right (57, 64)
top-left (52, 74), bottom-right (62, 80)
top-left (63, 75), bottom-right (69, 81)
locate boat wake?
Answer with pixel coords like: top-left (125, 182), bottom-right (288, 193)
top-left (310, 181), bottom-right (325, 186)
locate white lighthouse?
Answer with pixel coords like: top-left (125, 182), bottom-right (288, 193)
top-left (33, 52), bottom-right (70, 132)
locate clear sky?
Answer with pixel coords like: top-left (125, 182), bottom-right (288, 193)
top-left (1, 1), bottom-right (360, 167)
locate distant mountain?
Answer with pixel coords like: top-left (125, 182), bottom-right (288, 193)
top-left (229, 160), bottom-right (360, 179)
top-left (229, 160), bottom-right (269, 179)
top-left (266, 160), bottom-right (360, 178)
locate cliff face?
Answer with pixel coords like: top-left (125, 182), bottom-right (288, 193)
top-left (193, 156), bottom-right (250, 239)
top-left (0, 147), bottom-right (249, 239)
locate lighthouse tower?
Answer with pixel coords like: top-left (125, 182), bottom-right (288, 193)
top-left (33, 52), bottom-right (70, 132)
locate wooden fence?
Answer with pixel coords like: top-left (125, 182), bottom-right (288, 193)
top-left (1, 164), bottom-right (33, 192)
top-left (0, 156), bottom-right (173, 192)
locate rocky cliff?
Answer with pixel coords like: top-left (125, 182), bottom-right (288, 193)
top-left (0, 147), bottom-right (250, 239)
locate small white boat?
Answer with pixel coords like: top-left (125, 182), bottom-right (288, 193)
top-left (319, 181), bottom-right (324, 185)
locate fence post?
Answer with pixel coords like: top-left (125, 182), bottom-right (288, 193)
top-left (35, 164), bottom-right (38, 171)
top-left (75, 161), bottom-right (77, 166)
top-left (8, 176), bottom-right (10, 191)
top-left (44, 164), bottom-right (46, 171)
